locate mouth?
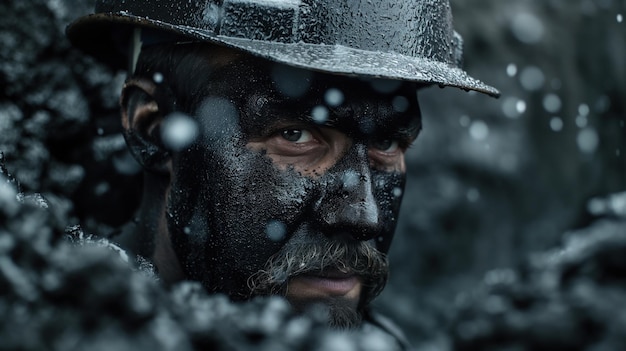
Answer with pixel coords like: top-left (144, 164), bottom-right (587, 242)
top-left (287, 268), bottom-right (362, 297)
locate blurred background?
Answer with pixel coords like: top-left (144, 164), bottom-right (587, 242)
top-left (1, 0), bottom-right (624, 349)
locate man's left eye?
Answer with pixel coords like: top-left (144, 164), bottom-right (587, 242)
top-left (371, 139), bottom-right (399, 153)
top-left (281, 129), bottom-right (313, 143)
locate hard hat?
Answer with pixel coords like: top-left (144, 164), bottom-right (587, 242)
top-left (67, 0), bottom-right (499, 97)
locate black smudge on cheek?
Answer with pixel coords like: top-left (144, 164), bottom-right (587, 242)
top-left (371, 170), bottom-right (405, 253)
top-left (166, 137), bottom-right (318, 298)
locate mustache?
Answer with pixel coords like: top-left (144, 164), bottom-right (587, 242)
top-left (247, 237), bottom-right (389, 305)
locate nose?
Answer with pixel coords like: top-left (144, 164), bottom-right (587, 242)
top-left (313, 144), bottom-right (381, 241)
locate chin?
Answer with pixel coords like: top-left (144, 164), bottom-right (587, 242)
top-left (287, 296), bottom-right (363, 329)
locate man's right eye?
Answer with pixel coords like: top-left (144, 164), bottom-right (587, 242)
top-left (281, 129), bottom-right (313, 143)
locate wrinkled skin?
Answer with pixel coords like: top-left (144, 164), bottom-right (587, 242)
top-left (127, 49), bottom-right (421, 319)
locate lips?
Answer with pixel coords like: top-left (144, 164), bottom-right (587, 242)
top-left (289, 269), bottom-right (361, 296)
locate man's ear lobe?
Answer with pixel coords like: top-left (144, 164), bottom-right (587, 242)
top-left (120, 78), bottom-right (171, 173)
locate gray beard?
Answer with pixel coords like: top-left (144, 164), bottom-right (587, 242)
top-left (247, 236), bottom-right (388, 328)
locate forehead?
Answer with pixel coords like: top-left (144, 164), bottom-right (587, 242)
top-left (188, 47), bottom-right (421, 133)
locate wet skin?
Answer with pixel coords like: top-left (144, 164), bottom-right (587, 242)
top-left (146, 52), bottom-right (421, 318)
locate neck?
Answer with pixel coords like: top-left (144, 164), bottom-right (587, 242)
top-left (116, 171), bottom-right (185, 284)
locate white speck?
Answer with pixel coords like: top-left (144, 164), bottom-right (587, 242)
top-left (324, 88), bottom-right (344, 107)
top-left (506, 63), bottom-right (518, 77)
top-left (577, 128), bottom-right (599, 154)
top-left (459, 115), bottom-right (471, 127)
top-left (376, 178), bottom-right (387, 188)
top-left (392, 96), bottom-right (409, 113)
top-left (550, 117), bottom-right (564, 132)
top-left (542, 94), bottom-right (562, 113)
top-left (511, 12), bottom-right (545, 44)
top-left (502, 97), bottom-right (522, 119)
top-left (161, 113), bottom-right (199, 151)
top-left (113, 151), bottom-right (142, 175)
top-left (153, 72), bottom-right (164, 84)
top-left (0, 176), bottom-right (19, 216)
top-left (594, 95), bottom-right (611, 113)
top-left (266, 220), bottom-right (287, 241)
top-left (578, 103), bottom-right (590, 116)
top-left (587, 197), bottom-right (606, 215)
top-left (392, 187), bottom-right (403, 197)
top-left (341, 171), bottom-right (359, 189)
top-left (519, 66), bottom-right (545, 91)
top-left (618, 14), bottom-right (623, 23)
top-left (311, 105), bottom-right (329, 124)
top-left (94, 182), bottom-right (110, 196)
top-left (467, 188), bottom-right (480, 202)
top-left (469, 120), bottom-right (489, 141)
top-left (183, 227), bottom-right (191, 235)
top-left (516, 100), bottom-right (527, 114)
top-left (485, 269), bottom-right (514, 285)
top-left (319, 333), bottom-right (357, 351)
top-left (97, 128), bottom-right (104, 135)
top-left (576, 115), bottom-right (588, 128)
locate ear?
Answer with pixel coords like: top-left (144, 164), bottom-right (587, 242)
top-left (120, 78), bottom-right (172, 174)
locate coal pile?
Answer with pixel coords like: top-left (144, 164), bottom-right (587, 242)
top-left (1, 0), bottom-right (624, 349)
top-left (451, 213), bottom-right (626, 351)
top-left (1, 158), bottom-right (405, 351)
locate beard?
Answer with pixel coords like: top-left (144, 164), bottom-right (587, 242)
top-left (247, 235), bottom-right (389, 329)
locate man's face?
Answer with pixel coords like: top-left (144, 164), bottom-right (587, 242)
top-left (163, 52), bottom-right (421, 325)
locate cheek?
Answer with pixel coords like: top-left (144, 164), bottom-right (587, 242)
top-left (191, 145), bottom-right (314, 264)
top-left (372, 170), bottom-right (405, 246)
top-left (166, 142), bottom-right (318, 289)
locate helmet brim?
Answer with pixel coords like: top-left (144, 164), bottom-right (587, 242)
top-left (67, 13), bottom-right (500, 97)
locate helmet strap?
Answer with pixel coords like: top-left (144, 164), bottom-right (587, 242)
top-left (129, 28), bottom-right (142, 74)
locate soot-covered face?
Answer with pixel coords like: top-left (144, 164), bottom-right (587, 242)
top-left (165, 55), bottom-right (421, 326)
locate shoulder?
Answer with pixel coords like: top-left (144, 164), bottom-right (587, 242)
top-left (362, 308), bottom-right (413, 351)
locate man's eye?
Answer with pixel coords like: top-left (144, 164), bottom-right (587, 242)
top-left (372, 139), bottom-right (399, 153)
top-left (281, 129), bottom-right (313, 143)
